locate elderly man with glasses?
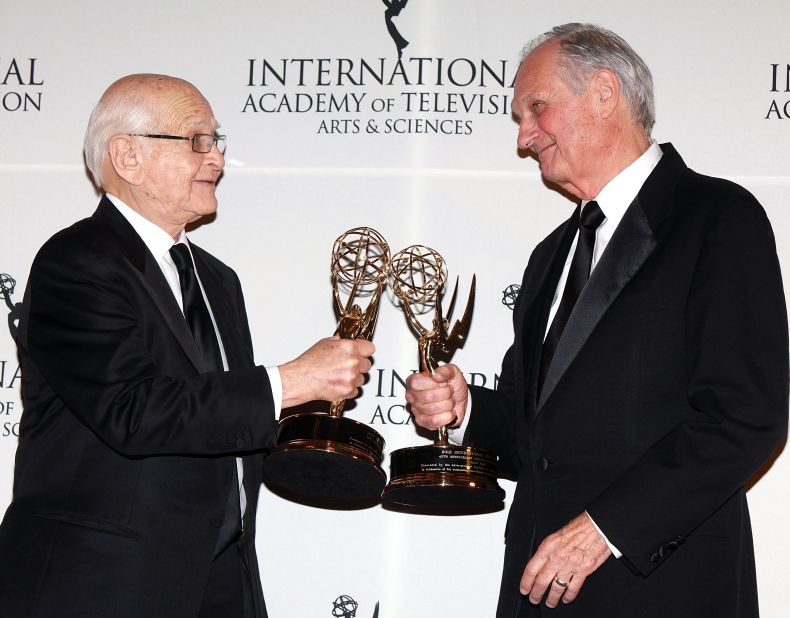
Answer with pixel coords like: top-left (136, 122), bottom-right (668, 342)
top-left (0, 73), bottom-right (375, 618)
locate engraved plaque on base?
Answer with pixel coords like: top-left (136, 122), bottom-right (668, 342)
top-left (384, 443), bottom-right (504, 509)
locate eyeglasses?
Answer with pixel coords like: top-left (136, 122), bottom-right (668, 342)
top-left (130, 133), bottom-right (227, 154)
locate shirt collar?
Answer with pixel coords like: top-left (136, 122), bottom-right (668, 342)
top-left (582, 142), bottom-right (663, 225)
top-left (105, 193), bottom-right (183, 259)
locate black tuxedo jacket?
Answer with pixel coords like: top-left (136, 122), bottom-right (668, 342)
top-left (0, 197), bottom-right (278, 618)
top-left (468, 144), bottom-right (788, 617)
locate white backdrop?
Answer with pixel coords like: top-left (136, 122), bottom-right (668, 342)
top-left (2, 2), bottom-right (789, 617)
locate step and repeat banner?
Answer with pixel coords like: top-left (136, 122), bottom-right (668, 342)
top-left (2, 1), bottom-right (789, 616)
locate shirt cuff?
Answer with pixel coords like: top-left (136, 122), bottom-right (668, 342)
top-left (586, 510), bottom-right (622, 558)
top-left (446, 398), bottom-right (472, 445)
top-left (265, 365), bottom-right (283, 419)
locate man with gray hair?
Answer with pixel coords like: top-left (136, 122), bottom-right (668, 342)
top-left (406, 23), bottom-right (787, 617)
top-left (0, 73), bottom-right (375, 618)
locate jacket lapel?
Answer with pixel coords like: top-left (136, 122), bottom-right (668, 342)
top-left (535, 143), bottom-right (683, 413)
top-left (536, 198), bottom-right (656, 411)
top-left (515, 212), bottom-right (579, 419)
top-left (93, 196), bottom-right (204, 373)
top-left (191, 247), bottom-right (254, 371)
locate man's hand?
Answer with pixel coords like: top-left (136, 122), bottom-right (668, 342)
top-left (520, 513), bottom-right (611, 608)
top-left (279, 336), bottom-right (375, 408)
top-left (405, 364), bottom-right (468, 430)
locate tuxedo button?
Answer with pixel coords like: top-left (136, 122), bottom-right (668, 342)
top-left (235, 438), bottom-right (246, 449)
top-left (538, 457), bottom-right (550, 471)
top-left (660, 538), bottom-right (684, 555)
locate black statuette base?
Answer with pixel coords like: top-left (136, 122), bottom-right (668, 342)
top-left (263, 413), bottom-right (386, 505)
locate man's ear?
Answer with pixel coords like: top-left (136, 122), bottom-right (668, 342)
top-left (107, 134), bottom-right (144, 185)
top-left (592, 68), bottom-right (620, 120)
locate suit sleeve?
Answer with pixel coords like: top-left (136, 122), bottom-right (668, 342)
top-left (468, 344), bottom-right (520, 479)
top-left (22, 235), bottom-right (278, 459)
top-left (587, 188), bottom-right (789, 575)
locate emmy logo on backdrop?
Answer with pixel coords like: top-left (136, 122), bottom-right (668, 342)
top-left (263, 228), bottom-right (390, 505)
top-left (0, 274), bottom-right (22, 342)
top-left (381, 245), bottom-right (505, 511)
top-left (502, 283), bottom-right (521, 311)
top-left (331, 595), bottom-right (379, 618)
top-left (382, 0), bottom-right (410, 58)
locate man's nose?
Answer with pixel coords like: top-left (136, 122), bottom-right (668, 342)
top-left (204, 144), bottom-right (225, 169)
top-left (517, 117), bottom-right (539, 151)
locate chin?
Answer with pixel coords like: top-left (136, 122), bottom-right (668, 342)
top-left (539, 167), bottom-right (560, 184)
top-left (195, 196), bottom-right (219, 212)
top-left (539, 162), bottom-right (568, 186)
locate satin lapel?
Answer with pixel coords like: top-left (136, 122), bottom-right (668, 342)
top-left (536, 197), bottom-right (657, 412)
top-left (140, 251), bottom-right (206, 372)
top-left (191, 249), bottom-right (253, 371)
top-left (93, 197), bottom-right (204, 373)
top-left (517, 210), bottom-right (579, 419)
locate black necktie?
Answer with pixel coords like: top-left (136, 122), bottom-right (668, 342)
top-left (169, 243), bottom-right (224, 373)
top-left (538, 201), bottom-right (606, 396)
top-left (169, 243), bottom-right (241, 557)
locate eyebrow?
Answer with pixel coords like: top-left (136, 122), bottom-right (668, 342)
top-left (181, 119), bottom-right (221, 133)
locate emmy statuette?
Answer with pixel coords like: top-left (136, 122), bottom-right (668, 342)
top-left (381, 245), bottom-right (505, 511)
top-left (263, 228), bottom-right (389, 504)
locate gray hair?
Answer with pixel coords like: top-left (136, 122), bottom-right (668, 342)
top-left (82, 88), bottom-right (161, 189)
top-left (522, 23), bottom-right (655, 134)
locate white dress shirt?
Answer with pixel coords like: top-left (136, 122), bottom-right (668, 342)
top-left (543, 143), bottom-right (663, 337)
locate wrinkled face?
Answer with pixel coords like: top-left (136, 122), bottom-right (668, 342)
top-left (137, 85), bottom-right (224, 231)
top-left (511, 41), bottom-right (599, 197)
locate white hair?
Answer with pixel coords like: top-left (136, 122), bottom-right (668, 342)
top-left (522, 23), bottom-right (655, 134)
top-left (82, 85), bottom-right (161, 189)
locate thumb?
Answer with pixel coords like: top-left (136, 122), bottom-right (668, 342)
top-left (431, 364), bottom-right (456, 384)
